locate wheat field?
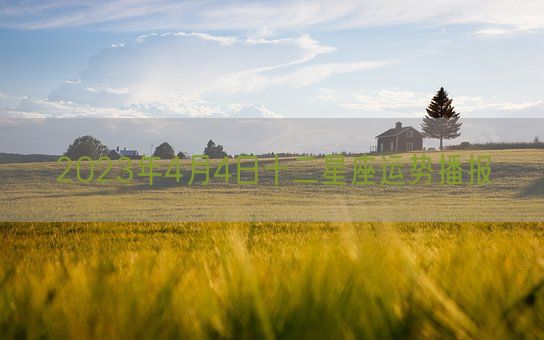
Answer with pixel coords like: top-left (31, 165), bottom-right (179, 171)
top-left (1, 222), bottom-right (544, 339)
top-left (1, 149), bottom-right (544, 338)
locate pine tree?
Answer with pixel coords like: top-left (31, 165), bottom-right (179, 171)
top-left (421, 87), bottom-right (462, 150)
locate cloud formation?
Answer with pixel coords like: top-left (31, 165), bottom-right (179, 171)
top-left (2, 0), bottom-right (543, 34)
top-left (1, 98), bottom-right (282, 118)
top-left (49, 32), bottom-right (340, 101)
top-left (319, 89), bottom-right (544, 117)
top-left (21, 32), bottom-right (383, 118)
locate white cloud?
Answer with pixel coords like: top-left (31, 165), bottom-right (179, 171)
top-left (223, 103), bottom-right (282, 118)
top-left (141, 32), bottom-right (238, 46)
top-left (455, 96), bottom-right (544, 112)
top-left (316, 88), bottom-right (338, 102)
top-left (37, 31), bottom-right (385, 118)
top-left (267, 61), bottom-right (392, 89)
top-left (1, 1), bottom-right (543, 34)
top-left (472, 27), bottom-right (530, 36)
top-left (49, 32), bottom-right (341, 103)
top-left (339, 89), bottom-right (431, 115)
top-left (473, 28), bottom-right (513, 36)
top-left (321, 89), bottom-right (544, 117)
top-left (209, 60), bottom-right (389, 95)
top-left (135, 32), bottom-right (336, 65)
top-left (4, 31), bottom-right (388, 119)
top-left (2, 97), bottom-right (282, 119)
top-left (0, 92), bottom-right (26, 110)
top-left (84, 86), bottom-right (132, 95)
top-left (8, 98), bottom-right (148, 118)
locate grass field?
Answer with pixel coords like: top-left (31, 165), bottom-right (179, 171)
top-left (0, 149), bottom-right (543, 221)
top-left (1, 222), bottom-right (544, 339)
top-left (1, 149), bottom-right (544, 338)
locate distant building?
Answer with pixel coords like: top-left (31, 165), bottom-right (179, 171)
top-left (375, 122), bottom-right (423, 153)
top-left (107, 149), bottom-right (121, 160)
top-left (115, 146), bottom-right (139, 159)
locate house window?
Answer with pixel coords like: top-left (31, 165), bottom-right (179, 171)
top-left (390, 141), bottom-right (394, 151)
top-left (406, 142), bottom-right (413, 152)
top-left (407, 129), bottom-right (413, 137)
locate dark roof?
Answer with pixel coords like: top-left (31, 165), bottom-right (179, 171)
top-left (119, 149), bottom-right (138, 156)
top-left (375, 126), bottom-right (420, 139)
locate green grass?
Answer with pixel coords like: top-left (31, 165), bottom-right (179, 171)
top-left (1, 222), bottom-right (544, 339)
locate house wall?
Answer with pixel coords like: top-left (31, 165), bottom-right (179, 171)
top-left (377, 128), bottom-right (423, 152)
top-left (396, 130), bottom-right (423, 152)
top-left (377, 136), bottom-right (397, 152)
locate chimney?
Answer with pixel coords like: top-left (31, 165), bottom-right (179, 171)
top-left (395, 121), bottom-right (402, 129)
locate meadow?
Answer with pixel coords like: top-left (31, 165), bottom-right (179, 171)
top-left (0, 149), bottom-right (543, 221)
top-left (1, 222), bottom-right (544, 339)
top-left (0, 149), bottom-right (544, 339)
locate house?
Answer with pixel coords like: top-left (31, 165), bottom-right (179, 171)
top-left (115, 146), bottom-right (139, 159)
top-left (375, 122), bottom-right (423, 153)
top-left (107, 149), bottom-right (121, 160)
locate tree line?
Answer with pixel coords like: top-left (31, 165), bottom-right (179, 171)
top-left (64, 137), bottom-right (229, 160)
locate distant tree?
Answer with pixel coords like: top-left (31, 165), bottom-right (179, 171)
top-left (421, 87), bottom-right (462, 150)
top-left (203, 139), bottom-right (228, 159)
top-left (534, 136), bottom-right (541, 144)
top-left (65, 135), bottom-right (108, 160)
top-left (176, 151), bottom-right (188, 159)
top-left (459, 141), bottom-right (471, 150)
top-left (153, 142), bottom-right (175, 159)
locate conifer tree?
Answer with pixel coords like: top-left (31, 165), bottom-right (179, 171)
top-left (421, 87), bottom-right (462, 150)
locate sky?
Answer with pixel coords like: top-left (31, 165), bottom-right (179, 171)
top-left (0, 0), bottom-right (543, 119)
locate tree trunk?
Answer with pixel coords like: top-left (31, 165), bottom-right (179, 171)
top-left (440, 137), bottom-right (443, 150)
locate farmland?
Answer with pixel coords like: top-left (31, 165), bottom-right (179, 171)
top-left (1, 221), bottom-right (544, 339)
top-left (1, 149), bottom-right (544, 338)
top-left (0, 149), bottom-right (543, 222)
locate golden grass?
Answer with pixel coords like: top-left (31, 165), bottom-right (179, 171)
top-left (0, 149), bottom-right (543, 221)
top-left (1, 222), bottom-right (544, 339)
top-left (1, 149), bottom-right (544, 338)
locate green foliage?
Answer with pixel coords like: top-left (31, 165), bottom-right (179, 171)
top-left (458, 141), bottom-right (472, 149)
top-left (421, 87), bottom-right (462, 150)
top-left (204, 139), bottom-right (228, 159)
top-left (153, 142), bottom-right (175, 159)
top-left (64, 135), bottom-right (108, 160)
top-left (447, 141), bottom-right (544, 150)
top-left (0, 152), bottom-right (58, 163)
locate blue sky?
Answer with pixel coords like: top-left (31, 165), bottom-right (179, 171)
top-left (0, 0), bottom-right (543, 118)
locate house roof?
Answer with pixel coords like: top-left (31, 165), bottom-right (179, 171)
top-left (119, 149), bottom-right (138, 156)
top-left (375, 126), bottom-right (420, 139)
